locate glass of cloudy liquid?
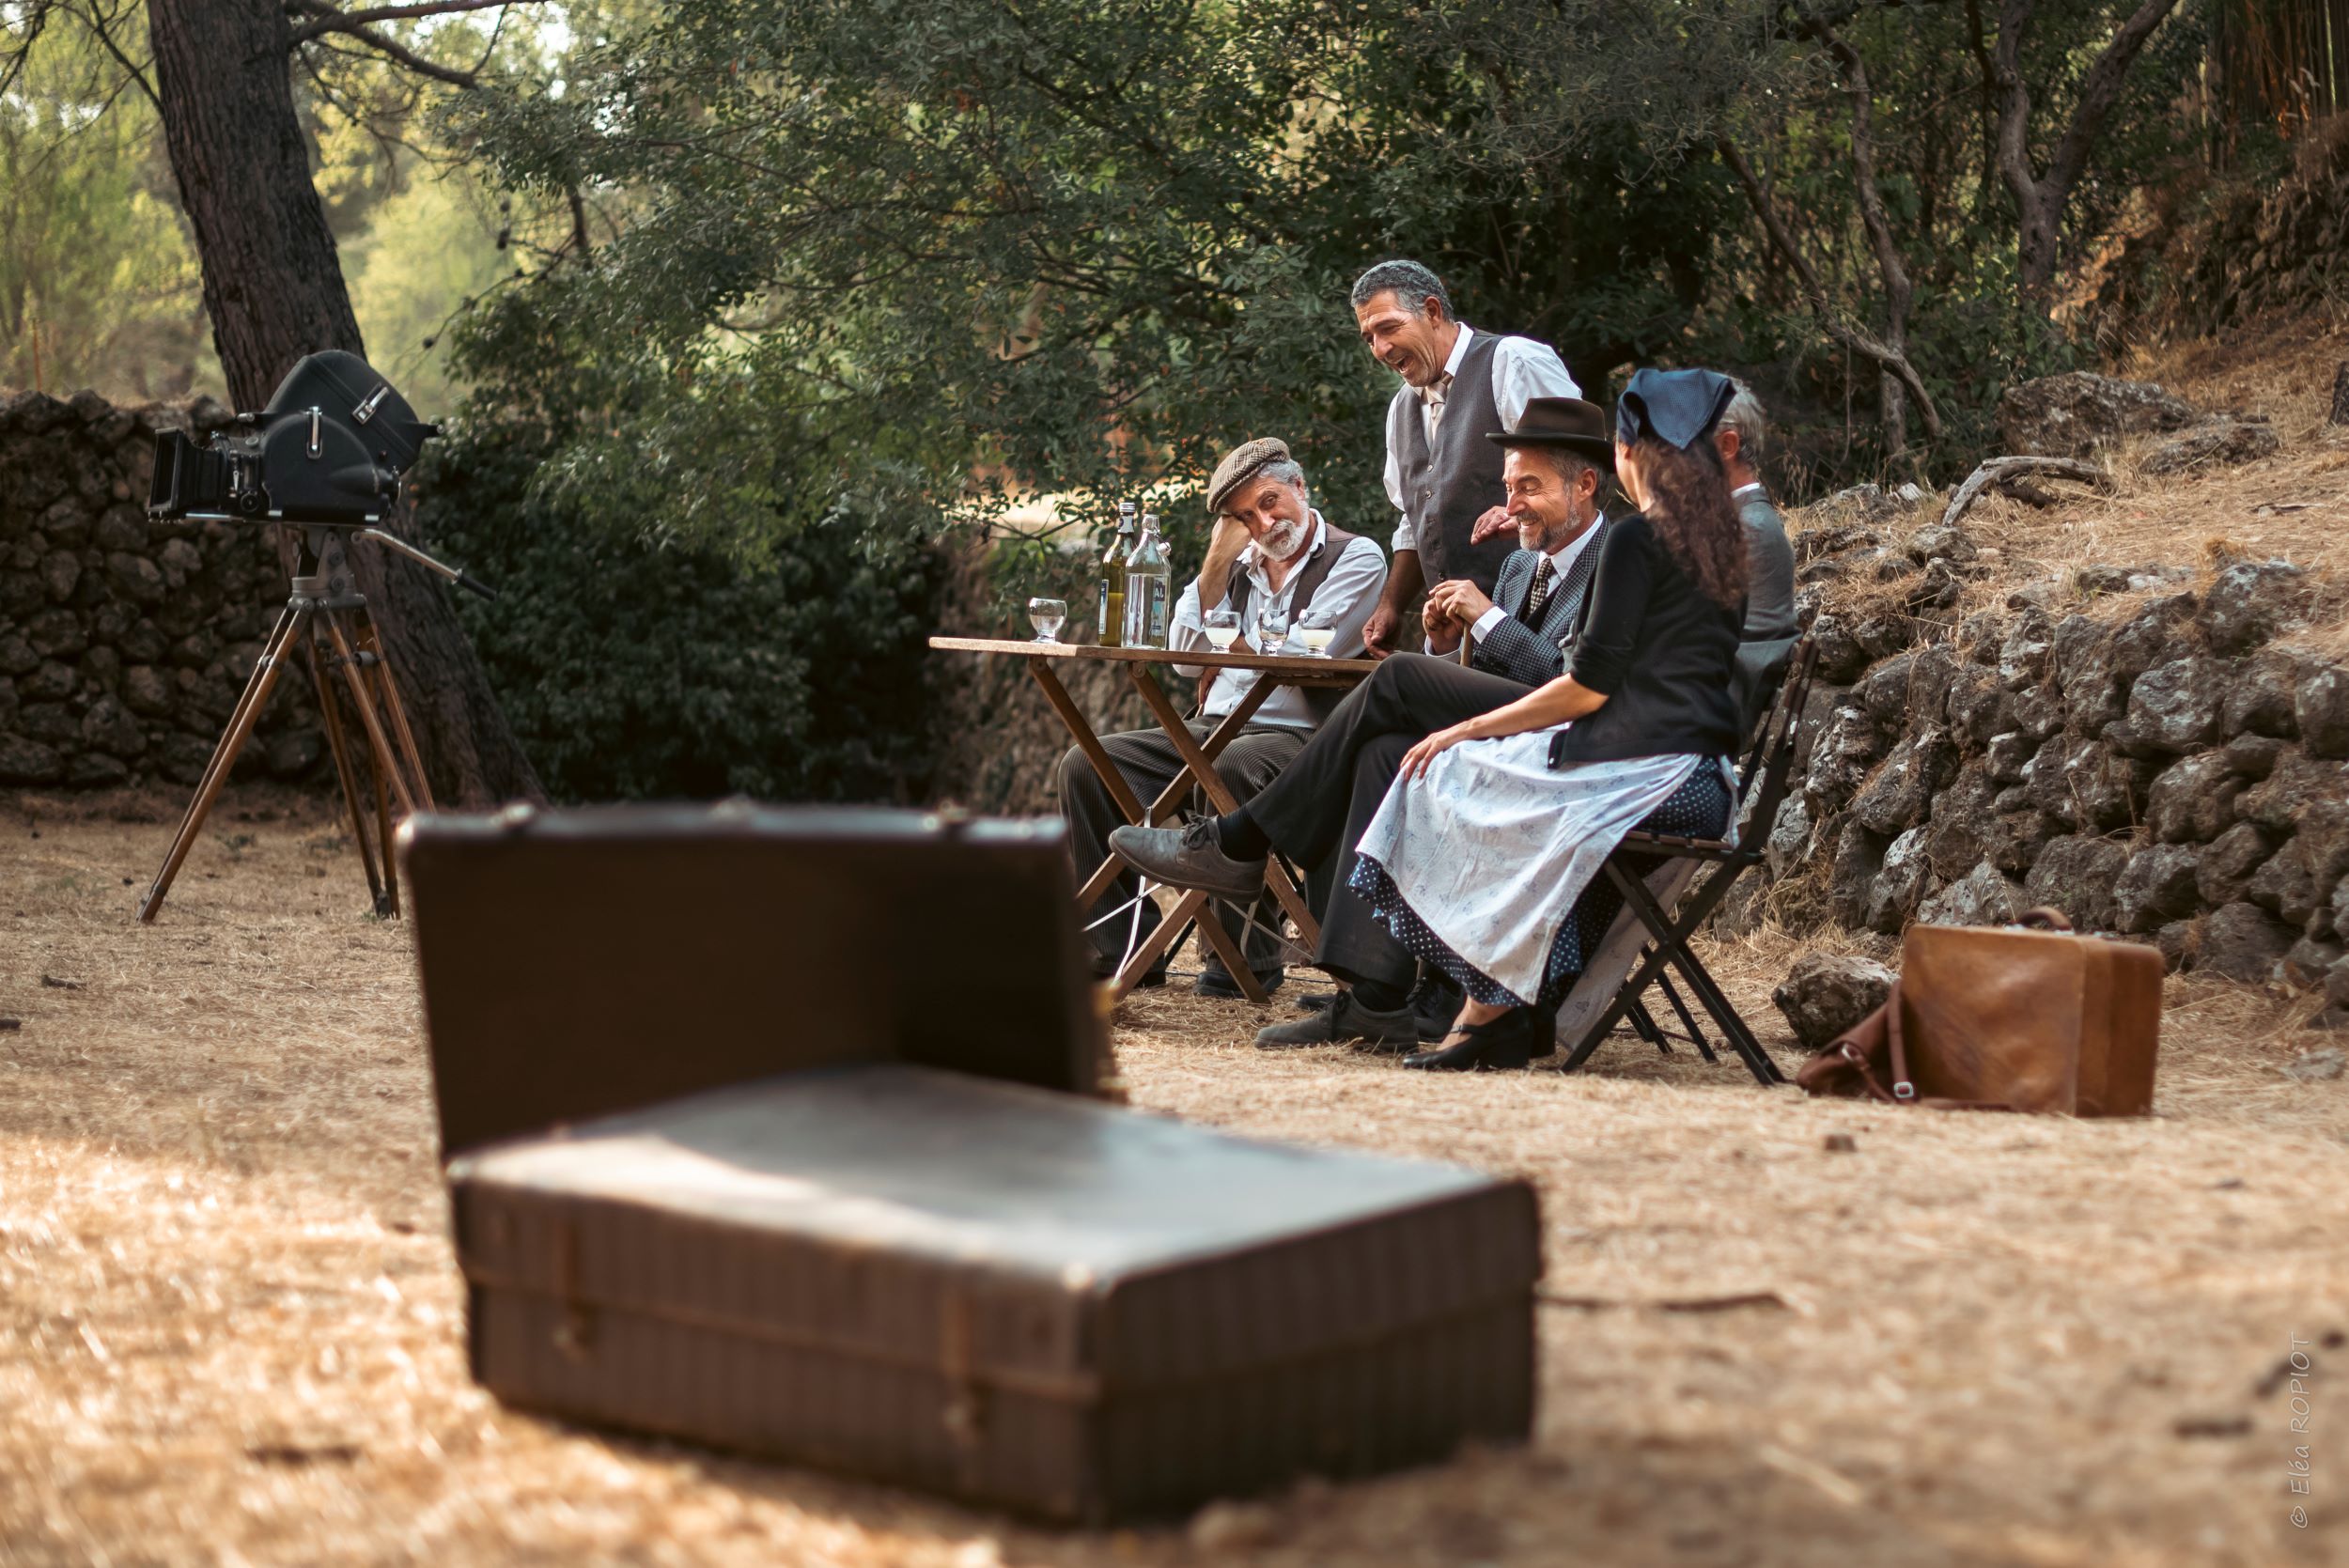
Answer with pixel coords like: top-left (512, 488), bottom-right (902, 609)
top-left (1205, 609), bottom-right (1241, 651)
top-left (1027, 597), bottom-right (1067, 643)
top-left (1296, 607), bottom-right (1337, 657)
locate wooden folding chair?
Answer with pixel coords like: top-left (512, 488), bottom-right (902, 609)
top-left (1555, 636), bottom-right (1818, 1084)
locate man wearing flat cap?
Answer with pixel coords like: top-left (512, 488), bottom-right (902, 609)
top-left (1350, 257), bottom-right (1582, 659)
top-left (1109, 396), bottom-right (1624, 1049)
top-left (1053, 438), bottom-right (1387, 998)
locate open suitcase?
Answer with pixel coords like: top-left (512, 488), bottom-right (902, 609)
top-left (402, 805), bottom-right (1540, 1524)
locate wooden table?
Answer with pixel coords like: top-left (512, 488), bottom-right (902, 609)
top-left (929, 637), bottom-right (1378, 1001)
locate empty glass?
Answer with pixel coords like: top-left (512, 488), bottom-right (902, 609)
top-left (1027, 597), bottom-right (1067, 643)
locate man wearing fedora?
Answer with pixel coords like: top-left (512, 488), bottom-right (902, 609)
top-left (1054, 437), bottom-right (1387, 998)
top-left (1109, 396), bottom-right (1622, 1049)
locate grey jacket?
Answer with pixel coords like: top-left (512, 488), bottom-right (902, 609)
top-left (1737, 490), bottom-right (1799, 641)
top-left (1470, 516), bottom-right (1613, 688)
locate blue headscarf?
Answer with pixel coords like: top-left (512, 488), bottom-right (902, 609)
top-left (1616, 367), bottom-right (1737, 452)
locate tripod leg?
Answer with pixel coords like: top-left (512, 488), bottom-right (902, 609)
top-left (320, 612), bottom-right (419, 817)
top-left (353, 613), bottom-right (435, 812)
top-left (139, 605), bottom-right (306, 923)
top-left (307, 635), bottom-right (388, 913)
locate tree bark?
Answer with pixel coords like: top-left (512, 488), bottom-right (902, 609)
top-left (145, 0), bottom-right (542, 805)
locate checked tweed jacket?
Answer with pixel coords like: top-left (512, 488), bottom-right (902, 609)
top-left (1469, 514), bottom-right (1614, 688)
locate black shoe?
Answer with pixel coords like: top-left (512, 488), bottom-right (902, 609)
top-left (1404, 1008), bottom-right (1539, 1072)
top-left (1255, 991), bottom-right (1421, 1050)
top-left (1107, 819), bottom-right (1266, 900)
top-left (1408, 971), bottom-right (1465, 1042)
top-left (1295, 991), bottom-right (1339, 1014)
top-left (1196, 966), bottom-right (1284, 1001)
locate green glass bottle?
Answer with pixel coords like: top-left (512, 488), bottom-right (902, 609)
top-left (1097, 502), bottom-right (1136, 646)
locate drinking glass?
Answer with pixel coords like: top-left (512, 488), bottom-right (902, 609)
top-left (1257, 604), bottom-right (1289, 653)
top-left (1027, 597), bottom-right (1067, 644)
top-left (1204, 608), bottom-right (1241, 652)
top-left (1295, 606), bottom-right (1337, 657)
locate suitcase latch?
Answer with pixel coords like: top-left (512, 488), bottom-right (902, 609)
top-left (939, 1289), bottom-right (988, 1473)
top-left (551, 1219), bottom-right (598, 1363)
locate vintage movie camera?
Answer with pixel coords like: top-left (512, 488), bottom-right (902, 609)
top-left (147, 349), bottom-right (438, 528)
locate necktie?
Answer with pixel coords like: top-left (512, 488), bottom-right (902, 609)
top-left (1421, 375), bottom-right (1452, 437)
top-left (1521, 557), bottom-right (1556, 626)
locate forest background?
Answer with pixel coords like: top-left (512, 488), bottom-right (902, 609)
top-left (3, 0), bottom-right (2343, 802)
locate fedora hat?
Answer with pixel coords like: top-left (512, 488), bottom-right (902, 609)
top-left (1486, 396), bottom-right (1615, 471)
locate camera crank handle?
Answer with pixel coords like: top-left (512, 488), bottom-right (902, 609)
top-left (357, 526), bottom-right (496, 603)
top-left (454, 568), bottom-right (498, 602)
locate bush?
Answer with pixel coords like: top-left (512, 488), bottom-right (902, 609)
top-left (412, 428), bottom-right (947, 804)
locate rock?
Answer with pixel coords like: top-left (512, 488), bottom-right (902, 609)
top-left (104, 551), bottom-right (165, 606)
top-left (1809, 613), bottom-right (1874, 684)
top-left (1989, 805), bottom-right (2066, 878)
top-left (2221, 732), bottom-right (2286, 779)
top-left (262, 728), bottom-right (323, 779)
top-left (2113, 844), bottom-right (2201, 934)
top-left (1855, 651), bottom-right (1921, 725)
top-left (2297, 664), bottom-right (2349, 760)
top-left (2075, 563), bottom-right (2135, 596)
top-left (1795, 522), bottom-right (1880, 564)
top-left (63, 752), bottom-right (128, 787)
top-left (0, 734), bottom-right (63, 784)
top-left (1917, 860), bottom-right (2025, 927)
top-left (1997, 372), bottom-right (2199, 458)
top-left (121, 664), bottom-right (172, 718)
top-left (2141, 418), bottom-right (2282, 475)
top-left (2224, 649), bottom-right (2303, 739)
top-left (1923, 763), bottom-right (2001, 876)
top-left (2199, 822), bottom-right (2278, 907)
top-left (1852, 730), bottom-right (1958, 835)
top-left (1828, 817), bottom-right (1890, 928)
top-left (2023, 731), bottom-right (2085, 824)
top-left (2282, 1046), bottom-right (2347, 1077)
top-left (1805, 705), bottom-right (1888, 813)
top-left (2238, 750), bottom-right (2349, 833)
top-left (2146, 752), bottom-right (2244, 844)
top-left (2199, 901), bottom-right (2295, 983)
top-left (2052, 614), bottom-right (2127, 729)
top-left (2331, 953), bottom-right (2349, 1009)
top-left (2200, 560), bottom-right (2311, 653)
top-left (2108, 593), bottom-right (2200, 681)
top-left (0, 635), bottom-right (36, 676)
top-left (2156, 919), bottom-right (2198, 972)
top-left (2126, 657), bottom-right (2228, 753)
top-left (2010, 683), bottom-right (2066, 739)
top-left (1985, 729), bottom-right (2036, 784)
top-left (2284, 937), bottom-right (2345, 990)
top-left (2021, 834), bottom-right (2130, 930)
top-left (38, 549), bottom-right (81, 604)
top-left (92, 505), bottom-right (148, 552)
top-left (23, 607), bottom-right (86, 658)
top-left (1189, 1500), bottom-right (1281, 1552)
top-left (1766, 793), bottom-right (1812, 878)
top-left (1866, 828), bottom-right (1933, 933)
top-left (1904, 523), bottom-right (1978, 565)
top-left (78, 697), bottom-right (143, 758)
top-left (19, 702), bottom-right (75, 744)
top-left (1946, 665), bottom-right (2012, 750)
top-left (1998, 611), bottom-right (2055, 691)
top-left (19, 660), bottom-right (74, 703)
top-left (1772, 954), bottom-right (1898, 1050)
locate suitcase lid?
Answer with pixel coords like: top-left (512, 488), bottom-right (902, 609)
top-left (451, 1063), bottom-right (1540, 1390)
top-left (401, 804), bottom-right (1103, 1159)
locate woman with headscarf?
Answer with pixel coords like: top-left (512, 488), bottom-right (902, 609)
top-left (1348, 368), bottom-right (1752, 1072)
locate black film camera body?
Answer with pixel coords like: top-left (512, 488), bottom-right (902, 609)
top-left (148, 349), bottom-right (438, 527)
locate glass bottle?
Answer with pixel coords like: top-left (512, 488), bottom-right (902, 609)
top-left (1125, 511), bottom-right (1171, 648)
top-left (1097, 502), bottom-right (1136, 646)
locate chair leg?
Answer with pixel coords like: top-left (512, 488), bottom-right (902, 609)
top-left (1655, 971), bottom-right (1719, 1064)
top-left (1626, 996), bottom-right (1670, 1053)
top-left (1612, 865), bottom-right (1783, 1084)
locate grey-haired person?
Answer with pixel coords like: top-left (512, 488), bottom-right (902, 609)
top-left (1052, 437), bottom-right (1387, 998)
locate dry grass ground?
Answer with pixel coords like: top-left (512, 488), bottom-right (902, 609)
top-left (2, 794), bottom-right (2344, 1568)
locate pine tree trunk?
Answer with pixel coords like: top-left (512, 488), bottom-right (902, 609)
top-left (145, 0), bottom-right (543, 806)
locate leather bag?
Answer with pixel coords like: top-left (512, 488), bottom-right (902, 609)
top-left (1795, 908), bottom-right (2162, 1115)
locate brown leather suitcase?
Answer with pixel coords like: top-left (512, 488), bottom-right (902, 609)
top-left (401, 805), bottom-right (1541, 1523)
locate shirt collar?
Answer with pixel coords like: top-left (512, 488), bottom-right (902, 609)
top-left (1542, 510), bottom-right (1603, 577)
top-left (1732, 481), bottom-right (1767, 500)
top-left (1241, 511), bottom-right (1327, 584)
top-left (1442, 322), bottom-right (1474, 378)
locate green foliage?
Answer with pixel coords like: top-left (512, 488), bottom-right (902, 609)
top-left (416, 413), bottom-right (946, 803)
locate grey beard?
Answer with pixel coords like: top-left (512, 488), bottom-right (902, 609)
top-left (1262, 520), bottom-right (1307, 561)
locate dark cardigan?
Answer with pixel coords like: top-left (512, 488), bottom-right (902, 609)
top-left (1548, 510), bottom-right (1745, 768)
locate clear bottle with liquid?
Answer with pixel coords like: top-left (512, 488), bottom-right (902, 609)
top-left (1097, 502), bottom-right (1136, 645)
top-left (1124, 511), bottom-right (1171, 648)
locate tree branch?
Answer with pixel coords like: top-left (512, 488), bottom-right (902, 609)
top-left (68, 0), bottom-right (161, 114)
top-left (284, 0), bottom-right (544, 49)
top-left (2042, 0), bottom-right (2186, 197)
top-left (296, 15), bottom-right (485, 85)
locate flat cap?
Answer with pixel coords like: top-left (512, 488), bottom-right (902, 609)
top-left (1206, 436), bottom-right (1294, 517)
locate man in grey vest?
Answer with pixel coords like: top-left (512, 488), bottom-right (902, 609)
top-left (1354, 258), bottom-right (1582, 659)
top-left (1053, 438), bottom-right (1387, 998)
top-left (1717, 379), bottom-right (1799, 726)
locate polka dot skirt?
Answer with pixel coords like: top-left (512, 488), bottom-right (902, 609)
top-left (1352, 765), bottom-right (1735, 1010)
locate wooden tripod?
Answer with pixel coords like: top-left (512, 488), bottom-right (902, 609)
top-left (138, 525), bottom-right (435, 923)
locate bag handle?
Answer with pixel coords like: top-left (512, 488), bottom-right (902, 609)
top-left (1829, 979), bottom-right (2016, 1112)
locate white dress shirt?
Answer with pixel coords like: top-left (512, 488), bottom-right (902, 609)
top-left (1381, 324), bottom-right (1581, 554)
top-left (1467, 512), bottom-right (1605, 644)
top-left (1169, 512), bottom-right (1389, 729)
top-left (1732, 481), bottom-right (1767, 503)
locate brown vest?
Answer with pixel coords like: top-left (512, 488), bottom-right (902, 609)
top-left (1214, 518), bottom-right (1365, 722)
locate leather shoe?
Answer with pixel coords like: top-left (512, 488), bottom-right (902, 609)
top-left (1107, 820), bottom-right (1266, 901)
top-left (1295, 990), bottom-right (1338, 1014)
top-left (1197, 966), bottom-right (1284, 1000)
top-left (1255, 991), bottom-right (1422, 1050)
top-left (1404, 1008), bottom-right (1539, 1072)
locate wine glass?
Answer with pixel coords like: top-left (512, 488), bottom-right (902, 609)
top-left (1295, 606), bottom-right (1338, 658)
top-left (1204, 608), bottom-right (1241, 652)
top-left (1027, 597), bottom-right (1066, 644)
top-left (1257, 603), bottom-right (1289, 654)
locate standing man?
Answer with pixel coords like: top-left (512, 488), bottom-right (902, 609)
top-left (1054, 438), bottom-right (1387, 998)
top-left (1717, 380), bottom-right (1798, 642)
top-left (1353, 258), bottom-right (1582, 659)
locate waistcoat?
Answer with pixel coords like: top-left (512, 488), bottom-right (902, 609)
top-left (1386, 330), bottom-right (1512, 594)
top-left (1221, 519), bottom-right (1364, 722)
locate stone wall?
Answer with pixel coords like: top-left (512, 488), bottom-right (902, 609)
top-left (0, 389), bottom-right (326, 790)
top-left (1744, 513), bottom-right (2349, 1008)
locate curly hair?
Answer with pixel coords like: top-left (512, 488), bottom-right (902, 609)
top-left (1630, 434), bottom-right (1748, 610)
